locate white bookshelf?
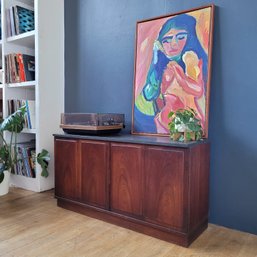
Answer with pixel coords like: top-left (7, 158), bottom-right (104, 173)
top-left (1, 0), bottom-right (64, 192)
top-left (6, 30), bottom-right (35, 47)
top-left (7, 80), bottom-right (36, 88)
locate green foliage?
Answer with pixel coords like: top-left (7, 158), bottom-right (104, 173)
top-left (186, 132), bottom-right (192, 141)
top-left (0, 106), bottom-right (50, 184)
top-left (168, 108), bottom-right (203, 141)
top-left (0, 106), bottom-right (26, 133)
top-left (0, 106), bottom-right (26, 182)
top-left (37, 149), bottom-right (50, 178)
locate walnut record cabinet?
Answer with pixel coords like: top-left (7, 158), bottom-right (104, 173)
top-left (54, 134), bottom-right (210, 247)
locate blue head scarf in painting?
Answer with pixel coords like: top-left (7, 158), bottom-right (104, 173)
top-left (142, 14), bottom-right (208, 105)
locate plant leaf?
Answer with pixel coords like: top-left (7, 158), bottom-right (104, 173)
top-left (186, 132), bottom-right (192, 141)
top-left (168, 111), bottom-right (174, 119)
top-left (37, 149), bottom-right (50, 178)
top-left (0, 105), bottom-right (26, 133)
top-left (0, 172), bottom-right (4, 183)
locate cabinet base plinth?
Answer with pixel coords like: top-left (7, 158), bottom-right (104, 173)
top-left (57, 198), bottom-right (208, 247)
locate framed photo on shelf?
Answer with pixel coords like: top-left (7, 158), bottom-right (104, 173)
top-left (131, 5), bottom-right (214, 137)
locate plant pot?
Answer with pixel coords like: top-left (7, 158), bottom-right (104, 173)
top-left (171, 131), bottom-right (196, 142)
top-left (172, 132), bottom-right (183, 141)
top-left (184, 131), bottom-right (196, 141)
top-left (0, 170), bottom-right (10, 196)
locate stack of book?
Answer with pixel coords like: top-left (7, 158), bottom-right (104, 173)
top-left (6, 5), bottom-right (34, 37)
top-left (5, 53), bottom-right (35, 83)
top-left (13, 140), bottom-right (36, 178)
top-left (7, 99), bottom-right (35, 129)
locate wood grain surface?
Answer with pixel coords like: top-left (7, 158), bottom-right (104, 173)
top-left (1, 188), bottom-right (257, 257)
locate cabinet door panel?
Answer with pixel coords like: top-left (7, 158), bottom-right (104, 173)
top-left (144, 147), bottom-right (186, 231)
top-left (111, 143), bottom-right (143, 217)
top-left (81, 140), bottom-right (109, 209)
top-left (55, 139), bottom-right (80, 200)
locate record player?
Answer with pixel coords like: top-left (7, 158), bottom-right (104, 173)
top-left (60, 113), bottom-right (125, 135)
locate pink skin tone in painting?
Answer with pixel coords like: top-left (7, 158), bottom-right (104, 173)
top-left (161, 29), bottom-right (188, 59)
top-left (154, 29), bottom-right (204, 133)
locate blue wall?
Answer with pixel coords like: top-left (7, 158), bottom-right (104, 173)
top-left (65, 0), bottom-right (257, 235)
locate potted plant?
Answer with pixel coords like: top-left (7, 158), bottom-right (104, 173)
top-left (0, 106), bottom-right (26, 195)
top-left (0, 106), bottom-right (51, 196)
top-left (168, 108), bottom-right (203, 142)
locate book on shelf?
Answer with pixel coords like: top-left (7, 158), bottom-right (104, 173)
top-left (15, 5), bottom-right (34, 34)
top-left (25, 100), bottom-right (35, 129)
top-left (5, 53), bottom-right (35, 83)
top-left (13, 140), bottom-right (36, 178)
top-left (23, 54), bottom-right (35, 81)
top-left (7, 99), bottom-right (35, 129)
top-left (17, 53), bottom-right (26, 81)
top-left (9, 7), bottom-right (16, 36)
top-left (6, 5), bottom-right (34, 37)
top-left (6, 9), bottom-right (11, 38)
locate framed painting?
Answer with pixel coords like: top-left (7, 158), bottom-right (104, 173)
top-left (131, 5), bottom-right (214, 137)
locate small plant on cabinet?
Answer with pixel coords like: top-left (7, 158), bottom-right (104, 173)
top-left (168, 108), bottom-right (203, 142)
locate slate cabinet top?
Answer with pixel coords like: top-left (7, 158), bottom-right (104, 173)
top-left (53, 133), bottom-right (209, 148)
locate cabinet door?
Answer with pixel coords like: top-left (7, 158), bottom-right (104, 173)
top-left (55, 139), bottom-right (81, 200)
top-left (144, 146), bottom-right (187, 231)
top-left (110, 143), bottom-right (143, 217)
top-left (81, 140), bottom-right (109, 209)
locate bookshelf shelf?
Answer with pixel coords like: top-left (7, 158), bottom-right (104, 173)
top-left (6, 31), bottom-right (35, 48)
top-left (22, 128), bottom-right (37, 134)
top-left (7, 81), bottom-right (36, 88)
top-left (1, 0), bottom-right (64, 192)
top-left (10, 175), bottom-right (37, 192)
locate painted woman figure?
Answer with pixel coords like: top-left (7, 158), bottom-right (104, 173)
top-left (134, 13), bottom-right (208, 134)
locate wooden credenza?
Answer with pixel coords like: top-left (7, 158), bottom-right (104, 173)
top-left (54, 134), bottom-right (210, 247)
